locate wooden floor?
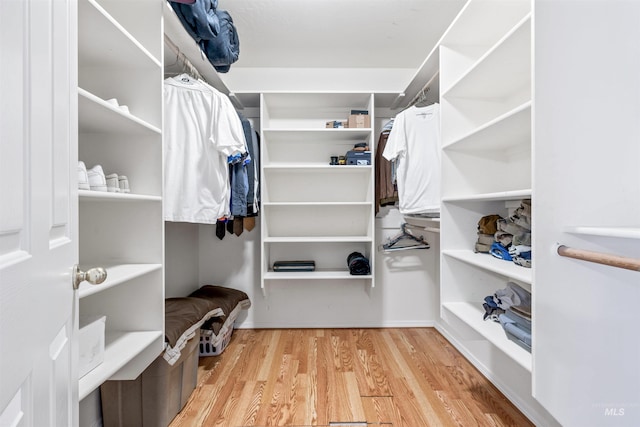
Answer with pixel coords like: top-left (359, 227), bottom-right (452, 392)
top-left (169, 328), bottom-right (533, 427)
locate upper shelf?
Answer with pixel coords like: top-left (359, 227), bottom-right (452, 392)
top-left (79, 0), bottom-right (160, 69)
top-left (442, 14), bottom-right (531, 99)
top-left (163, 1), bottom-right (231, 97)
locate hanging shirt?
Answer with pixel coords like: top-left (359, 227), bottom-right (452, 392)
top-left (164, 74), bottom-right (246, 223)
top-left (382, 103), bottom-right (441, 214)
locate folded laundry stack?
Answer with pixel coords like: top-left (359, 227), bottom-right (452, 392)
top-left (482, 281), bottom-right (532, 352)
top-left (475, 199), bottom-right (532, 268)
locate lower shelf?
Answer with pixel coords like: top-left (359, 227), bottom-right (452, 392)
top-left (77, 263), bottom-right (162, 298)
top-left (443, 250), bottom-right (532, 284)
top-left (263, 270), bottom-right (372, 280)
top-left (78, 330), bottom-right (163, 400)
top-left (442, 301), bottom-right (531, 372)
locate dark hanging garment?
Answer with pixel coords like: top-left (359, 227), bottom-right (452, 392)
top-left (375, 129), bottom-right (398, 215)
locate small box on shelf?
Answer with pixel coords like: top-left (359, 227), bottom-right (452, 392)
top-left (348, 114), bottom-right (370, 128)
top-left (79, 315), bottom-right (106, 378)
top-left (325, 120), bottom-right (347, 128)
top-left (346, 150), bottom-right (371, 165)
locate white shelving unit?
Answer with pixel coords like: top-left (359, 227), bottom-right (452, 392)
top-left (260, 93), bottom-right (375, 294)
top-left (77, 0), bottom-right (164, 401)
top-left (437, 0), bottom-right (538, 420)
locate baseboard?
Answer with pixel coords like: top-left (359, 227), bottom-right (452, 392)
top-left (434, 323), bottom-right (559, 427)
top-left (235, 320), bottom-right (436, 329)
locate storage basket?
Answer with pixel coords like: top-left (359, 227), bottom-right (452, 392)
top-left (199, 323), bottom-right (234, 356)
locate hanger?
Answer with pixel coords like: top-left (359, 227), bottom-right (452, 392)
top-left (164, 35), bottom-right (203, 81)
top-left (379, 223), bottom-right (430, 253)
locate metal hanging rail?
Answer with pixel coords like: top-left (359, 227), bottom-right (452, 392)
top-left (557, 245), bottom-right (640, 272)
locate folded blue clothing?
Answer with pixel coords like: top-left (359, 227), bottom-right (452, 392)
top-left (499, 313), bottom-right (532, 351)
top-left (171, 0), bottom-right (220, 42)
top-left (489, 242), bottom-right (512, 261)
top-left (503, 308), bottom-right (531, 332)
top-left (202, 9), bottom-right (239, 73)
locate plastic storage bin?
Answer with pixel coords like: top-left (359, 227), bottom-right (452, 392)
top-left (199, 323), bottom-right (234, 356)
top-left (100, 330), bottom-right (200, 427)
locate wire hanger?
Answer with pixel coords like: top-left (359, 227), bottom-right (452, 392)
top-left (379, 223), bottom-right (430, 253)
top-left (164, 34), bottom-right (203, 81)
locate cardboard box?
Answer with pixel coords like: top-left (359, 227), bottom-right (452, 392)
top-left (79, 315), bottom-right (106, 378)
top-left (348, 114), bottom-right (371, 128)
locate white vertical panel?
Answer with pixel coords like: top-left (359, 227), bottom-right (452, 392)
top-left (49, 325), bottom-right (71, 427)
top-left (50, 0), bottom-right (71, 245)
top-left (534, 1), bottom-right (640, 426)
top-left (0, 388), bottom-right (25, 427)
top-left (0, 0), bottom-right (28, 263)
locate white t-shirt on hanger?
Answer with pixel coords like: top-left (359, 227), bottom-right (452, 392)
top-left (164, 74), bottom-right (246, 223)
top-left (382, 103), bottom-right (441, 215)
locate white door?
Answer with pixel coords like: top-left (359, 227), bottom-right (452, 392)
top-left (0, 0), bottom-right (79, 426)
top-left (534, 1), bottom-right (640, 426)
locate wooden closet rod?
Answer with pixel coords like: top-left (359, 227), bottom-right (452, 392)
top-left (557, 245), bottom-right (640, 272)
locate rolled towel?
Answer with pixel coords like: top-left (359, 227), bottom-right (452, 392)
top-left (347, 252), bottom-right (371, 275)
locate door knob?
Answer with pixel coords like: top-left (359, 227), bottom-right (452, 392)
top-left (72, 265), bottom-right (107, 290)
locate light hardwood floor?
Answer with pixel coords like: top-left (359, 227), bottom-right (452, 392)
top-left (169, 328), bottom-right (533, 427)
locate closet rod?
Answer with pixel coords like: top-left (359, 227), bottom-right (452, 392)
top-left (557, 245), bottom-right (640, 272)
top-left (407, 70), bottom-right (440, 108)
top-left (164, 34), bottom-right (203, 81)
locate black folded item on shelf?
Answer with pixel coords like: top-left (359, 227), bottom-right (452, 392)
top-left (347, 252), bottom-right (370, 275)
top-left (273, 260), bottom-right (315, 272)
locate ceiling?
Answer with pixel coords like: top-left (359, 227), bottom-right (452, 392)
top-left (216, 0), bottom-right (465, 69)
top-left (164, 0), bottom-right (466, 108)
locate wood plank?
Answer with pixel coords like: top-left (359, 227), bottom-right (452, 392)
top-left (169, 328), bottom-right (533, 427)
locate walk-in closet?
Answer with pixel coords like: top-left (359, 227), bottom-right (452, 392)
top-left (1, 0), bottom-right (639, 426)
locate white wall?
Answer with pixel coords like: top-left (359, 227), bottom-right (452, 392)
top-left (162, 113), bottom-right (441, 329)
top-left (194, 207), bottom-right (439, 329)
top-left (220, 67), bottom-right (416, 94)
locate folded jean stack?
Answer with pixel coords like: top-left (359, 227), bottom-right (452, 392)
top-left (474, 199), bottom-right (532, 268)
top-left (169, 0), bottom-right (239, 73)
top-left (483, 282), bottom-right (532, 352)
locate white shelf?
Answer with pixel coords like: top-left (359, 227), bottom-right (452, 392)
top-left (78, 88), bottom-right (161, 135)
top-left (163, 0), bottom-right (230, 96)
top-left (443, 14), bottom-right (531, 100)
top-left (442, 189), bottom-right (532, 203)
top-left (262, 128), bottom-right (371, 137)
top-left (77, 264), bottom-right (162, 298)
top-left (442, 302), bottom-right (531, 371)
top-left (79, 190), bottom-right (161, 202)
top-left (263, 270), bottom-right (372, 280)
top-left (263, 164), bottom-right (371, 170)
top-left (443, 101), bottom-right (531, 151)
top-left (264, 236), bottom-right (373, 243)
top-left (78, 330), bottom-right (163, 400)
top-left (443, 250), bottom-right (532, 284)
top-left (78, 0), bottom-right (160, 69)
top-left (264, 202), bottom-right (371, 207)
top-left (564, 226), bottom-right (640, 240)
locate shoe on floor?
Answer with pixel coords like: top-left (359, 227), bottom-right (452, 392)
top-left (87, 165), bottom-right (107, 192)
top-left (105, 173), bottom-right (120, 193)
top-left (78, 161), bottom-right (90, 190)
top-left (118, 175), bottom-right (130, 193)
